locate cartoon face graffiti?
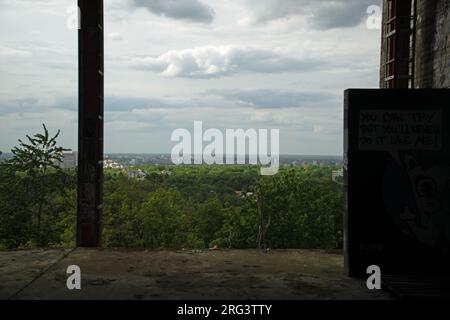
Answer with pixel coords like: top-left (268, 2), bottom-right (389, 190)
top-left (403, 156), bottom-right (450, 246)
top-left (384, 155), bottom-right (450, 248)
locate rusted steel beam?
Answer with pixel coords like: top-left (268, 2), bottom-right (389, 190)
top-left (382, 0), bottom-right (415, 89)
top-left (77, 0), bottom-right (104, 247)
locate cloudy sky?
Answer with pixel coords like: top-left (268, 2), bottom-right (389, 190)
top-left (0, 0), bottom-right (381, 155)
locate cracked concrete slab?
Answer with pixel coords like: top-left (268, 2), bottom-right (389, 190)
top-left (0, 248), bottom-right (73, 299)
top-left (0, 248), bottom-right (391, 300)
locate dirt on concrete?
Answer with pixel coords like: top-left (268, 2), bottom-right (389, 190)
top-left (0, 248), bottom-right (390, 300)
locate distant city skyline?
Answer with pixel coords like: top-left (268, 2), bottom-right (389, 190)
top-left (0, 0), bottom-right (381, 155)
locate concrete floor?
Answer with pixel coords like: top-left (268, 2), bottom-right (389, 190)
top-left (0, 248), bottom-right (390, 300)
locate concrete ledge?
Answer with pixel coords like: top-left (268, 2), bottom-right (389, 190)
top-left (0, 248), bottom-right (390, 300)
top-left (0, 248), bottom-right (73, 299)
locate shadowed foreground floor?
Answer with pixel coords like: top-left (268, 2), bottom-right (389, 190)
top-left (0, 248), bottom-right (390, 300)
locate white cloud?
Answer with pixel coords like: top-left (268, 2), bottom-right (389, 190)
top-left (0, 45), bottom-right (33, 58)
top-left (251, 111), bottom-right (274, 122)
top-left (208, 89), bottom-right (337, 108)
top-left (133, 0), bottom-right (215, 23)
top-left (0, 0), bottom-right (380, 154)
top-left (241, 0), bottom-right (380, 29)
top-left (126, 45), bottom-right (321, 78)
top-left (108, 32), bottom-right (124, 41)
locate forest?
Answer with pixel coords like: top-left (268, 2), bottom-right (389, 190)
top-left (0, 126), bottom-right (344, 250)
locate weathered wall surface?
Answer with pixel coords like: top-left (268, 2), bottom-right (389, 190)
top-left (430, 0), bottom-right (450, 88)
top-left (380, 0), bottom-right (450, 88)
top-left (414, 0), bottom-right (437, 88)
top-left (379, 1), bottom-right (388, 88)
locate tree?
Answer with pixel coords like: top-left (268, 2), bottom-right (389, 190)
top-left (256, 185), bottom-right (271, 250)
top-left (4, 124), bottom-right (70, 246)
top-left (8, 124), bottom-right (68, 173)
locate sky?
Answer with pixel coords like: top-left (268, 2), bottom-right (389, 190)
top-left (0, 0), bottom-right (382, 155)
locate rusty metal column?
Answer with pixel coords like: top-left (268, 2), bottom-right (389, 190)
top-left (77, 0), bottom-right (103, 247)
top-left (382, 0), bottom-right (414, 88)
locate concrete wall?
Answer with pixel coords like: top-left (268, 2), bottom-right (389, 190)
top-left (429, 0), bottom-right (450, 88)
top-left (380, 0), bottom-right (450, 88)
top-left (379, 1), bottom-right (388, 88)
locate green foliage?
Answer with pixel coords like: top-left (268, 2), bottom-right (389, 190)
top-left (255, 167), bottom-right (343, 249)
top-left (1, 128), bottom-right (344, 250)
top-left (8, 124), bottom-right (69, 173)
top-left (0, 125), bottom-right (73, 248)
top-left (100, 165), bottom-right (343, 250)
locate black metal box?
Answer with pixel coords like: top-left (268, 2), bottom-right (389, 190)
top-left (344, 89), bottom-right (450, 277)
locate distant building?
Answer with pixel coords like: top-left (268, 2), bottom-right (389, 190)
top-left (128, 169), bottom-right (147, 181)
top-left (104, 159), bottom-right (124, 169)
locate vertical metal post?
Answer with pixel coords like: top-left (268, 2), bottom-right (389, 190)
top-left (77, 0), bottom-right (104, 247)
top-left (410, 0), bottom-right (417, 88)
